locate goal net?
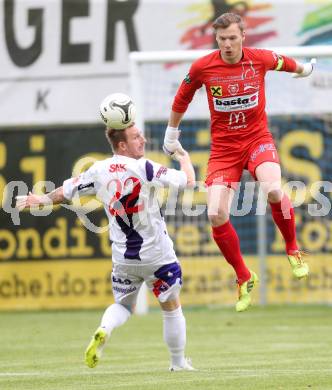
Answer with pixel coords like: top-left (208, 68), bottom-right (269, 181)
top-left (130, 46), bottom-right (332, 313)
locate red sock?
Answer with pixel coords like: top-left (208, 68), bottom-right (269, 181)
top-left (270, 195), bottom-right (298, 254)
top-left (212, 220), bottom-right (251, 284)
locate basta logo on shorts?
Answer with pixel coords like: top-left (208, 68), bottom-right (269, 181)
top-left (213, 91), bottom-right (258, 112)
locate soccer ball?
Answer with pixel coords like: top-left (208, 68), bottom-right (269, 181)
top-left (99, 93), bottom-right (136, 130)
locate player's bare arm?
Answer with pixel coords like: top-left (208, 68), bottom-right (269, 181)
top-left (168, 110), bottom-right (184, 128)
top-left (178, 151), bottom-right (196, 188)
top-left (15, 186), bottom-right (66, 211)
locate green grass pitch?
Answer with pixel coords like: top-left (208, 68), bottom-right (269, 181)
top-left (1, 305), bottom-right (332, 390)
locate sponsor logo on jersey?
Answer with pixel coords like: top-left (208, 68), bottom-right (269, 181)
top-left (213, 92), bottom-right (258, 112)
top-left (210, 85), bottom-right (222, 97)
top-left (77, 182), bottom-right (94, 191)
top-left (241, 60), bottom-right (257, 80)
top-left (184, 73), bottom-right (191, 84)
top-left (229, 112), bottom-right (246, 125)
top-left (228, 84), bottom-right (239, 95)
top-left (209, 76), bottom-right (223, 82)
top-left (228, 112), bottom-right (247, 130)
top-left (156, 166), bottom-right (168, 178)
top-left (109, 163), bottom-right (126, 172)
top-left (222, 74), bottom-right (244, 81)
top-left (244, 83), bottom-right (259, 92)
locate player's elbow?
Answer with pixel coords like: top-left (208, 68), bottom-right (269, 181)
top-left (172, 94), bottom-right (191, 113)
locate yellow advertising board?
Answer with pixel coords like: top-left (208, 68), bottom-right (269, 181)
top-left (0, 260), bottom-right (114, 310)
top-left (0, 254), bottom-right (331, 311)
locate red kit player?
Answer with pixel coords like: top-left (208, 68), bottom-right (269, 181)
top-left (163, 13), bottom-right (315, 312)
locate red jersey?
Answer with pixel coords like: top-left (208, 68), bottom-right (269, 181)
top-left (172, 48), bottom-right (296, 156)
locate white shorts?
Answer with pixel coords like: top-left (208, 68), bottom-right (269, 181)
top-left (111, 261), bottom-right (182, 308)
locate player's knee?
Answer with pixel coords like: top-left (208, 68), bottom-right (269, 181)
top-left (160, 299), bottom-right (180, 311)
top-left (208, 212), bottom-right (228, 226)
top-left (268, 189), bottom-right (282, 203)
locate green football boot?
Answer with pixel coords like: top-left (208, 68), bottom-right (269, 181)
top-left (288, 251), bottom-right (309, 279)
top-left (236, 271), bottom-right (259, 312)
top-left (85, 327), bottom-right (108, 368)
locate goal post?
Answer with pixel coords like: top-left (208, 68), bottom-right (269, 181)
top-left (130, 45), bottom-right (332, 314)
top-left (130, 45), bottom-right (332, 124)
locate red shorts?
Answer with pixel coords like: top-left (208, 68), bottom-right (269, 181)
top-left (205, 135), bottom-right (280, 189)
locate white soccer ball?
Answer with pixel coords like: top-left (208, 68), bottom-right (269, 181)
top-left (99, 93), bottom-right (136, 130)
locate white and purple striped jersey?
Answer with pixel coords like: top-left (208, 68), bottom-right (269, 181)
top-left (63, 155), bottom-right (187, 265)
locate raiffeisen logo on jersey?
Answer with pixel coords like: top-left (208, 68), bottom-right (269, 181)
top-left (213, 92), bottom-right (258, 112)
